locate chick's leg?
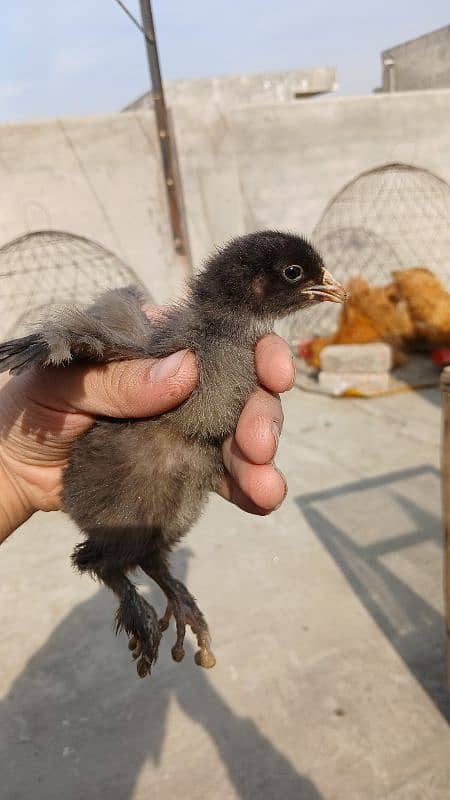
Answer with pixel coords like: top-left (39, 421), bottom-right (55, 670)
top-left (116, 577), bottom-right (164, 678)
top-left (103, 570), bottom-right (163, 678)
top-left (141, 559), bottom-right (216, 669)
top-left (72, 542), bottom-right (161, 678)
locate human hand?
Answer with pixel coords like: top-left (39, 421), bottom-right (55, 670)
top-left (0, 332), bottom-right (293, 541)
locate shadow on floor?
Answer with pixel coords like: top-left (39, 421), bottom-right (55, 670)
top-left (1, 547), bottom-right (323, 800)
top-left (296, 464), bottom-right (450, 722)
top-left (416, 386), bottom-right (441, 408)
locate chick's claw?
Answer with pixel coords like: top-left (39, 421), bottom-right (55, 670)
top-left (129, 637), bottom-right (142, 660)
top-left (194, 632), bottom-right (216, 669)
top-left (172, 615), bottom-right (186, 662)
top-left (159, 595), bottom-right (216, 669)
top-left (158, 606), bottom-right (172, 633)
top-left (128, 636), bottom-right (156, 678)
top-left (136, 655), bottom-right (153, 678)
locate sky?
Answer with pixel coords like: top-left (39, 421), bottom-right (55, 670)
top-left (0, 1), bottom-right (448, 122)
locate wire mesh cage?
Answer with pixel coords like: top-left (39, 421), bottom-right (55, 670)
top-left (284, 162), bottom-right (450, 343)
top-left (0, 230), bottom-right (141, 338)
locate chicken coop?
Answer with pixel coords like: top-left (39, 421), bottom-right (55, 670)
top-left (0, 231), bottom-right (140, 339)
top-left (285, 162), bottom-right (450, 343)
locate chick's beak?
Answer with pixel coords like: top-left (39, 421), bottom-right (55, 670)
top-left (302, 269), bottom-right (347, 304)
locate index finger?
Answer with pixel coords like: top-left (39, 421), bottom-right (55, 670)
top-left (255, 334), bottom-right (295, 393)
top-left (29, 352), bottom-right (198, 419)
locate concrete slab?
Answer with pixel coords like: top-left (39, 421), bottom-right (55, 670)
top-left (1, 385), bottom-right (449, 799)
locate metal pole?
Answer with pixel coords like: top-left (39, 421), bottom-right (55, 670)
top-left (441, 367), bottom-right (450, 687)
top-left (139, 0), bottom-right (189, 259)
top-left (383, 57), bottom-right (396, 93)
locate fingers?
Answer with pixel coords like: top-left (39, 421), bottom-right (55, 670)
top-left (217, 474), bottom-right (276, 516)
top-left (235, 386), bottom-right (283, 465)
top-left (254, 333), bottom-right (295, 393)
top-left (220, 332), bottom-right (293, 515)
top-left (33, 351), bottom-right (198, 419)
top-left (222, 437), bottom-right (287, 513)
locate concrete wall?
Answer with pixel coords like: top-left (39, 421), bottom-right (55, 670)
top-left (0, 113), bottom-right (178, 303)
top-left (1, 88), bottom-right (450, 304)
top-left (382, 25), bottom-right (450, 92)
top-left (124, 67), bottom-right (338, 111)
top-left (173, 88), bottom-right (450, 266)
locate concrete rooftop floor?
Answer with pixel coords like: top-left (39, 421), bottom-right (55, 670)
top-left (1, 382), bottom-right (449, 799)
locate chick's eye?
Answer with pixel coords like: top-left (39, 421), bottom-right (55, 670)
top-left (282, 265), bottom-right (303, 283)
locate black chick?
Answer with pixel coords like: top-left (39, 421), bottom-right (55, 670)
top-left (0, 230), bottom-right (345, 678)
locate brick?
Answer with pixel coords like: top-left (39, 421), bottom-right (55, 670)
top-left (319, 343), bottom-right (392, 374)
top-left (318, 371), bottom-right (390, 396)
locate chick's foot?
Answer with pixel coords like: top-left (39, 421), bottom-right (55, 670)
top-left (159, 587), bottom-right (216, 669)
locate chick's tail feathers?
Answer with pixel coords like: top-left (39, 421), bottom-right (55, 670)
top-left (0, 285), bottom-right (155, 375)
top-left (0, 334), bottom-right (50, 374)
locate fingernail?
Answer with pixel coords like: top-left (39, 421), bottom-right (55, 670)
top-left (149, 350), bottom-right (189, 383)
top-left (273, 466), bottom-right (288, 511)
top-left (271, 421), bottom-right (281, 450)
top-left (289, 354), bottom-right (297, 389)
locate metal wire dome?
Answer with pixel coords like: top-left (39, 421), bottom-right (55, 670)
top-left (0, 230), bottom-right (140, 338)
top-left (286, 162), bottom-right (450, 342)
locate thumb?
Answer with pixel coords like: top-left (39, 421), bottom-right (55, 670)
top-left (43, 350), bottom-right (198, 418)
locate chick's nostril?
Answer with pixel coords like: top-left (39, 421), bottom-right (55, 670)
top-left (322, 269), bottom-right (343, 290)
top-left (322, 268), bottom-right (336, 286)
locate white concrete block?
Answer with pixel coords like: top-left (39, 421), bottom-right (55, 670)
top-left (320, 343), bottom-right (392, 374)
top-left (319, 370), bottom-right (390, 396)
